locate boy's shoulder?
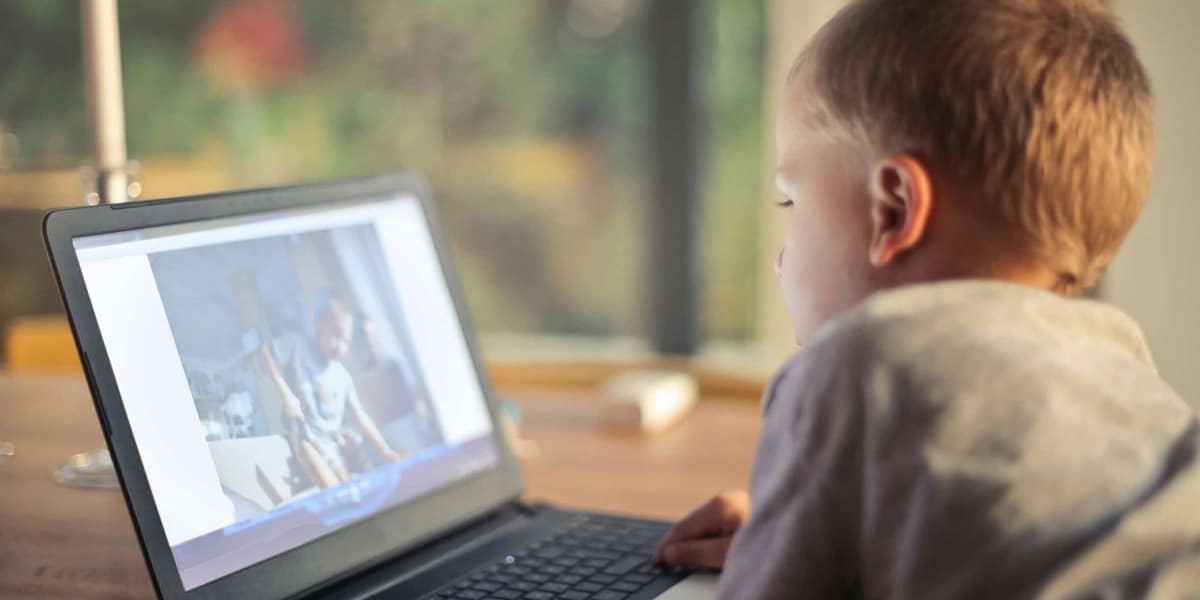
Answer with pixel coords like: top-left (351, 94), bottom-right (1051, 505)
top-left (804, 279), bottom-right (1153, 369)
top-left (770, 279), bottom-right (1171, 416)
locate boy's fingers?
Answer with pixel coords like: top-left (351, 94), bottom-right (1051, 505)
top-left (654, 503), bottom-right (722, 561)
top-left (659, 537), bottom-right (733, 570)
top-left (656, 491), bottom-right (748, 552)
top-left (658, 500), bottom-right (720, 547)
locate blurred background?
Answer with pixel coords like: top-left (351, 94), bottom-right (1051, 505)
top-left (1, 0), bottom-right (1197, 405)
top-left (0, 0), bottom-right (765, 364)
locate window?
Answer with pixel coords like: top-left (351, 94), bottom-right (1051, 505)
top-left (0, 0), bottom-right (766, 359)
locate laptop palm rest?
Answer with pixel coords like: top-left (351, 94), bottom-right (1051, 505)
top-left (655, 573), bottom-right (719, 599)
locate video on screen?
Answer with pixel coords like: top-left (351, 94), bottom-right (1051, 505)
top-left (148, 225), bottom-right (444, 521)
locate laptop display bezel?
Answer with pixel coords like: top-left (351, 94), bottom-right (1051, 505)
top-left (42, 173), bottom-right (525, 600)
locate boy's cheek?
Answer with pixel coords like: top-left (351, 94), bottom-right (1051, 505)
top-left (778, 230), bottom-right (868, 343)
top-left (777, 249), bottom-right (821, 341)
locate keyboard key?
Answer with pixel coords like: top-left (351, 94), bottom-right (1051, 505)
top-left (522, 592), bottom-right (555, 600)
top-left (593, 592), bottom-right (628, 600)
top-left (577, 582), bottom-right (605, 593)
top-left (493, 591), bottom-right (522, 600)
top-left (454, 590), bottom-right (487, 600)
top-left (604, 556), bottom-right (643, 576)
top-left (611, 581), bottom-right (642, 592)
top-left (559, 592), bottom-right (591, 600)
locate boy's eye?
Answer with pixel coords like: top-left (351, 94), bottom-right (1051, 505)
top-left (775, 198), bottom-right (794, 208)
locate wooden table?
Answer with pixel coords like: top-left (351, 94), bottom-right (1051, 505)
top-left (0, 372), bottom-right (759, 598)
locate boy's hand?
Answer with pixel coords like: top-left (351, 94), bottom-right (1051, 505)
top-left (653, 490), bottom-right (749, 569)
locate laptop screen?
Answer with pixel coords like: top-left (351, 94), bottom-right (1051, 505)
top-left (72, 195), bottom-right (500, 590)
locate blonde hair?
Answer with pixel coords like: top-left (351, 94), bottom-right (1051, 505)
top-left (792, 0), bottom-right (1154, 292)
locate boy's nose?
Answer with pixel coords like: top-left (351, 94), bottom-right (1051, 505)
top-left (774, 249), bottom-right (784, 278)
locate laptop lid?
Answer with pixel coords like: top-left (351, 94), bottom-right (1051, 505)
top-left (43, 174), bottom-right (524, 599)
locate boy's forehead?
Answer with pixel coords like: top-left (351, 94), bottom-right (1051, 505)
top-left (777, 80), bottom-right (830, 150)
top-left (775, 91), bottom-right (826, 174)
top-left (777, 78), bottom-right (872, 175)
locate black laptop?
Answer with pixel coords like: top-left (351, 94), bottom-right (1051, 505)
top-left (42, 174), bottom-right (718, 600)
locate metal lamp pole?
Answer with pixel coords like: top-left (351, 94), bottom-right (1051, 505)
top-left (80, 0), bottom-right (130, 205)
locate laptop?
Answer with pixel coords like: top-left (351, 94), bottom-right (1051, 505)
top-left (43, 174), bottom-right (718, 600)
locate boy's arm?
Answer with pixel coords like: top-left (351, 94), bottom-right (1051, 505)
top-left (260, 342), bottom-right (304, 421)
top-left (717, 347), bottom-right (865, 600)
top-left (348, 384), bottom-right (405, 462)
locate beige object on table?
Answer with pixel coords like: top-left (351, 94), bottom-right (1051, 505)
top-left (598, 370), bottom-right (699, 433)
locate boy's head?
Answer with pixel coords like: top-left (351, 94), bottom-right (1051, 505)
top-left (315, 294), bottom-right (355, 362)
top-left (774, 0), bottom-right (1153, 343)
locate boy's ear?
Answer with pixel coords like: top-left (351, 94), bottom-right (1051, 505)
top-left (867, 153), bottom-right (935, 267)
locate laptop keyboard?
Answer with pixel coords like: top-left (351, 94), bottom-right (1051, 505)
top-left (419, 514), bottom-right (688, 600)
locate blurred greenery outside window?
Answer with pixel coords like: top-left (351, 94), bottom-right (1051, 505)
top-left (0, 0), bottom-right (764, 361)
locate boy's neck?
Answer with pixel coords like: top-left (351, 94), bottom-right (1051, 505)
top-left (915, 203), bottom-right (1075, 296)
top-left (924, 252), bottom-right (1073, 297)
top-left (889, 264), bottom-right (1064, 299)
top-left (975, 264), bottom-right (1067, 294)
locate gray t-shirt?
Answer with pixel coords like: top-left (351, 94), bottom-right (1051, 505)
top-left (720, 281), bottom-right (1200, 600)
top-left (271, 334), bottom-right (363, 472)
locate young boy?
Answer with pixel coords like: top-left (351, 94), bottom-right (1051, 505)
top-left (655, 0), bottom-right (1200, 598)
top-left (261, 293), bottom-right (406, 489)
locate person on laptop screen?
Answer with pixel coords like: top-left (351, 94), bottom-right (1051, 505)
top-left (260, 291), bottom-right (406, 489)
